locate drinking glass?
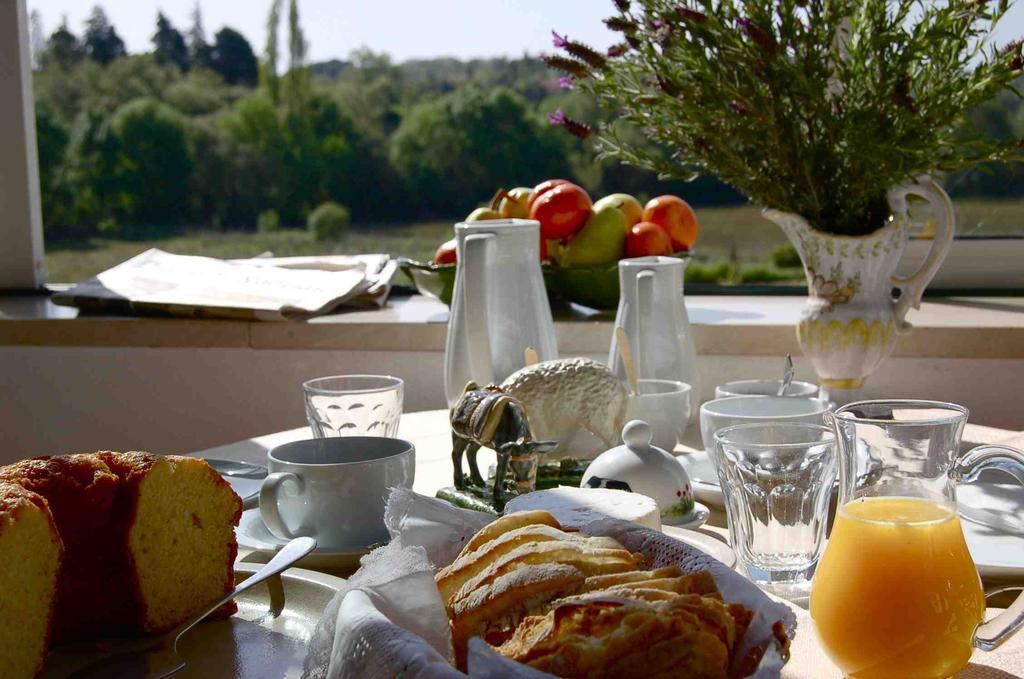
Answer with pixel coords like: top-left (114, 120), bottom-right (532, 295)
top-left (712, 422), bottom-right (837, 600)
top-left (812, 399), bottom-right (1024, 679)
top-left (302, 375), bottom-right (403, 438)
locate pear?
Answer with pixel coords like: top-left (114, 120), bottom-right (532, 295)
top-left (498, 187), bottom-right (533, 219)
top-left (593, 193), bottom-right (643, 228)
top-left (553, 205), bottom-right (627, 267)
top-left (465, 207), bottom-right (503, 221)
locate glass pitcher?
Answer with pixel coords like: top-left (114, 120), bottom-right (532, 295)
top-left (608, 256), bottom-right (699, 413)
top-left (811, 400), bottom-right (1024, 679)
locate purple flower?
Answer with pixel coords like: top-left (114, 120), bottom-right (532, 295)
top-left (737, 18), bottom-right (777, 53)
top-left (558, 76), bottom-right (576, 90)
top-left (547, 108), bottom-right (593, 139)
top-left (729, 100), bottom-right (748, 115)
top-left (652, 19), bottom-right (665, 29)
top-left (548, 108), bottom-right (567, 126)
top-left (675, 6), bottom-right (708, 23)
top-left (552, 31), bottom-right (569, 49)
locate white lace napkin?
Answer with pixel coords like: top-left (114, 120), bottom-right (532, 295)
top-left (303, 488), bottom-right (794, 679)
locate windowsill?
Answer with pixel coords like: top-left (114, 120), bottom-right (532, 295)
top-left (2, 292), bottom-right (1023, 359)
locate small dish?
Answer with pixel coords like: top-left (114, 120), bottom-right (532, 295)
top-left (236, 508), bottom-right (371, 573)
top-left (662, 501), bottom-right (710, 530)
top-left (677, 450), bottom-right (725, 507)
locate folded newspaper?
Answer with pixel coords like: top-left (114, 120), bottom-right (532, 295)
top-left (52, 248), bottom-right (399, 320)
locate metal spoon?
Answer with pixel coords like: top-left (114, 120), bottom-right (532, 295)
top-left (70, 536), bottom-right (316, 679)
top-left (777, 354), bottom-right (795, 396)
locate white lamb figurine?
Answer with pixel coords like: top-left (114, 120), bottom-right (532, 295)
top-left (499, 357), bottom-right (629, 457)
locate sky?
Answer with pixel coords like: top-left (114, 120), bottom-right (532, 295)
top-left (26, 0), bottom-right (621, 63)
top-left (28, 0), bottom-right (1024, 65)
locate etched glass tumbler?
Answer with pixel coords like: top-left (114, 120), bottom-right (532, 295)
top-left (302, 375), bottom-right (403, 438)
top-left (712, 422), bottom-right (837, 600)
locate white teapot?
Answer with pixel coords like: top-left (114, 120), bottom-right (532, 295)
top-left (581, 420), bottom-right (695, 525)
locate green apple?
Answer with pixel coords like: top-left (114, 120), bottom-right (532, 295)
top-left (465, 207), bottom-right (503, 221)
top-left (592, 193), bottom-right (643, 228)
top-left (498, 187), bottom-right (533, 219)
top-left (552, 205), bottom-right (627, 267)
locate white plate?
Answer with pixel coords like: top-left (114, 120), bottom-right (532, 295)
top-left (959, 482), bottom-right (1024, 579)
top-left (237, 508), bottom-right (370, 573)
top-left (663, 501), bottom-right (711, 531)
top-left (42, 563), bottom-right (343, 678)
top-left (661, 524), bottom-right (737, 569)
top-left (676, 451), bottom-right (724, 507)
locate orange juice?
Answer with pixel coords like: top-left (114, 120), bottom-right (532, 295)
top-left (810, 496), bottom-right (985, 679)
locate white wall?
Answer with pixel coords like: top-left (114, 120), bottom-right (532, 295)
top-left (2, 345), bottom-right (1021, 465)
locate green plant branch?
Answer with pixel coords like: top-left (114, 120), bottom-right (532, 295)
top-left (549, 0), bottom-right (1024, 236)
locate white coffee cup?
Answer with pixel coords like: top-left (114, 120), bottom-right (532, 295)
top-left (714, 379), bottom-right (819, 399)
top-left (627, 379), bottom-right (692, 451)
top-left (700, 396), bottom-right (831, 453)
top-left (260, 437), bottom-right (415, 550)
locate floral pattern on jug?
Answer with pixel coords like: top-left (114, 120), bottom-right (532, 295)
top-left (763, 177), bottom-right (955, 395)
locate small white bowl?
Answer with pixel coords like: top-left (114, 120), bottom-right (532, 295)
top-left (627, 379), bottom-right (692, 452)
top-left (699, 396), bottom-right (831, 453)
top-left (714, 379), bottom-right (818, 399)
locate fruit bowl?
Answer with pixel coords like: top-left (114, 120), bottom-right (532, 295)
top-left (543, 252), bottom-right (691, 311)
top-left (398, 258), bottom-right (456, 305)
top-left (400, 253), bottom-right (690, 311)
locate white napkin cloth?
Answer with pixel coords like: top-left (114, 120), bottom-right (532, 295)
top-left (303, 488), bottom-right (794, 679)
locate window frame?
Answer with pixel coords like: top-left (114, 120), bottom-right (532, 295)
top-left (0, 0), bottom-right (45, 292)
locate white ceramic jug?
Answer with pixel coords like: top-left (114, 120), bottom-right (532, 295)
top-left (608, 256), bottom-right (699, 409)
top-left (444, 219), bottom-right (558, 405)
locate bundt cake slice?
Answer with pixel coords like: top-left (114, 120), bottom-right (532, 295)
top-left (96, 452), bottom-right (243, 634)
top-left (0, 482), bottom-right (63, 679)
top-left (0, 454), bottom-right (126, 641)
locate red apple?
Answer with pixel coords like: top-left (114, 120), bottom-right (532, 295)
top-left (625, 221), bottom-right (674, 258)
top-left (529, 183), bottom-right (592, 240)
top-left (528, 179), bottom-right (571, 211)
top-left (642, 195), bottom-right (699, 251)
top-left (433, 238), bottom-right (457, 265)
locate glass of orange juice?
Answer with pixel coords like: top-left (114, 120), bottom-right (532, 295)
top-left (811, 400), bottom-right (1024, 679)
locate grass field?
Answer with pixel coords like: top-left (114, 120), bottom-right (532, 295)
top-left (43, 199), bottom-right (1024, 284)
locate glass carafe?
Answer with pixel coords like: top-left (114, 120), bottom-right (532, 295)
top-left (608, 256), bottom-right (699, 413)
top-left (811, 400), bottom-right (1024, 679)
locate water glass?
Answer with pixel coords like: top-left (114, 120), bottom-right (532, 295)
top-left (302, 375), bottom-right (403, 438)
top-left (712, 422), bottom-right (837, 600)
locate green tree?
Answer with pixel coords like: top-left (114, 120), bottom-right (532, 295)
top-left (209, 28), bottom-right (258, 86)
top-left (153, 12), bottom-right (190, 72)
top-left (34, 101), bottom-right (75, 233)
top-left (187, 2), bottom-right (212, 69)
top-left (83, 6), bottom-right (126, 66)
top-left (260, 0), bottom-right (282, 105)
top-left (42, 19), bottom-right (83, 70)
top-left (63, 108), bottom-right (122, 227)
top-left (29, 10), bottom-right (46, 70)
top-left (109, 98), bottom-right (193, 227)
top-left (390, 86), bottom-right (572, 216)
top-left (285, 0), bottom-right (309, 112)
